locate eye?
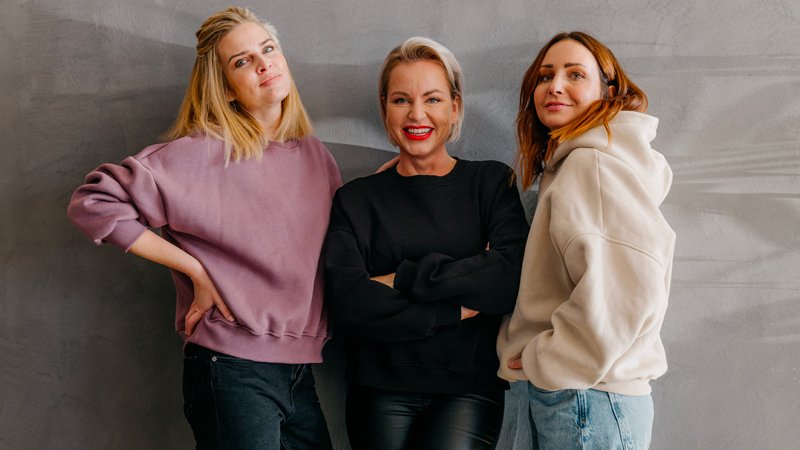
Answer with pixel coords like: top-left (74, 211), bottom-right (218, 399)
top-left (426, 97), bottom-right (442, 104)
top-left (234, 57), bottom-right (249, 68)
top-left (569, 71), bottom-right (586, 80)
top-left (391, 98), bottom-right (409, 105)
top-left (263, 45), bottom-right (275, 54)
top-left (538, 73), bottom-right (553, 82)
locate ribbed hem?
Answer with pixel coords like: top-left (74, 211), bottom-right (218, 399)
top-left (592, 379), bottom-right (653, 396)
top-left (185, 319), bottom-right (330, 364)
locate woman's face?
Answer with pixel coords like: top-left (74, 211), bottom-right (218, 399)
top-left (533, 39), bottom-right (605, 130)
top-left (217, 22), bottom-right (291, 125)
top-left (384, 60), bottom-right (459, 159)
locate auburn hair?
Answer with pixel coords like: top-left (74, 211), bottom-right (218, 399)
top-left (514, 31), bottom-right (647, 189)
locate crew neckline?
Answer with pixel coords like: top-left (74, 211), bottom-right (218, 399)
top-left (387, 157), bottom-right (464, 187)
top-left (268, 139), bottom-right (300, 150)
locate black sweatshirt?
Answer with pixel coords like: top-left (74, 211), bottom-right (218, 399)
top-left (324, 158), bottom-right (529, 394)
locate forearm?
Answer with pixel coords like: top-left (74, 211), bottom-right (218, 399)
top-left (327, 268), bottom-right (461, 342)
top-left (394, 247), bottom-right (523, 314)
top-left (393, 169), bottom-right (528, 312)
top-left (128, 229), bottom-right (203, 278)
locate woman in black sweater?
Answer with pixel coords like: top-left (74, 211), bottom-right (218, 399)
top-left (324, 37), bottom-right (529, 450)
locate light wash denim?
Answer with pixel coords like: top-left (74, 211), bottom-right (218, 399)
top-left (527, 382), bottom-right (653, 450)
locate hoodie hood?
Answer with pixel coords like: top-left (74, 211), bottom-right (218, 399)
top-left (546, 111), bottom-right (672, 204)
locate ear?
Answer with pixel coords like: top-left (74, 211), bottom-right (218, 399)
top-left (451, 95), bottom-right (461, 122)
top-left (607, 85), bottom-right (617, 97)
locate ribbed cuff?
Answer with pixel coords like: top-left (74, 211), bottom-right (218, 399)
top-left (434, 303), bottom-right (461, 328)
top-left (394, 259), bottom-right (418, 292)
top-left (104, 220), bottom-right (147, 252)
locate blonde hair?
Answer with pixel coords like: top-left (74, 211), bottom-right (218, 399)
top-left (514, 31), bottom-right (648, 189)
top-left (378, 37), bottom-right (465, 145)
top-left (163, 6), bottom-right (313, 162)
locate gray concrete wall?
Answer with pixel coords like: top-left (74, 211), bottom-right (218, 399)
top-left (2, 0), bottom-right (799, 449)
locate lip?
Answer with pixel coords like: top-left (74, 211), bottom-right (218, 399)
top-left (544, 102), bottom-right (569, 112)
top-left (402, 126), bottom-right (434, 141)
top-left (259, 74), bottom-right (281, 87)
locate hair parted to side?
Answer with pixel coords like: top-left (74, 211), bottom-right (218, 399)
top-left (378, 37), bottom-right (465, 145)
top-left (513, 31), bottom-right (648, 189)
top-left (163, 6), bottom-right (313, 162)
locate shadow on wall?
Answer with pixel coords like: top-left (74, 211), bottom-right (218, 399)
top-left (316, 142), bottom-right (395, 450)
top-left (325, 142), bottom-right (397, 183)
top-left (2, 7), bottom-right (196, 449)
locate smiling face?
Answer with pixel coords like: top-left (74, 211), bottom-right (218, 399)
top-left (384, 60), bottom-right (460, 160)
top-left (533, 39), bottom-right (606, 130)
top-left (216, 22), bottom-right (291, 126)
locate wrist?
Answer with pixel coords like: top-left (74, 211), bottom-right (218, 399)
top-left (185, 257), bottom-right (204, 280)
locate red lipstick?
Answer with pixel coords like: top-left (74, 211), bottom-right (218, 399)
top-left (403, 126), bottom-right (433, 140)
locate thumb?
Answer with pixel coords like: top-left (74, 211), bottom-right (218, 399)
top-left (185, 310), bottom-right (199, 336)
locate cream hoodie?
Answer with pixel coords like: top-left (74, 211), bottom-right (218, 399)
top-left (497, 111), bottom-right (675, 396)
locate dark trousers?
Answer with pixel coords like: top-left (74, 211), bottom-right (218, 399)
top-left (182, 343), bottom-right (332, 450)
top-left (346, 385), bottom-right (505, 450)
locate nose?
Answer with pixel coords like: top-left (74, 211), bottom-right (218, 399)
top-left (408, 101), bottom-right (425, 121)
top-left (255, 54), bottom-right (271, 73)
top-left (548, 73), bottom-right (564, 95)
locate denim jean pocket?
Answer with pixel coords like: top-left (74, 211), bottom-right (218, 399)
top-left (528, 383), bottom-right (579, 409)
top-left (606, 392), bottom-right (654, 450)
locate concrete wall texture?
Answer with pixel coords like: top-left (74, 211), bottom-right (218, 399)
top-left (2, 0), bottom-right (799, 449)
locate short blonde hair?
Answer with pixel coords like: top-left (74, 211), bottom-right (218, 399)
top-left (378, 37), bottom-right (465, 144)
top-left (163, 6), bottom-right (313, 162)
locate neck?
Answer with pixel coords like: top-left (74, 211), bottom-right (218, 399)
top-left (251, 104), bottom-right (282, 141)
top-left (396, 150), bottom-right (456, 176)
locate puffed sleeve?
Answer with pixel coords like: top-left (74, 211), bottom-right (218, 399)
top-left (67, 156), bottom-right (167, 251)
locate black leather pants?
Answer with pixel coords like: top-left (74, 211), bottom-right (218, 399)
top-left (346, 385), bottom-right (505, 450)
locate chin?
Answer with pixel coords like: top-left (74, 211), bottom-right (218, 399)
top-left (543, 118), bottom-right (570, 130)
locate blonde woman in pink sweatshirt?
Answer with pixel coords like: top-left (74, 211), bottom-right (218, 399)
top-left (68, 7), bottom-right (339, 449)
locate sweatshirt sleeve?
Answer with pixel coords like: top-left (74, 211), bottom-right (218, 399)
top-left (521, 233), bottom-right (669, 390)
top-left (392, 166), bottom-right (528, 315)
top-left (319, 139), bottom-right (343, 196)
top-left (67, 156), bottom-right (167, 251)
top-left (324, 193), bottom-right (462, 342)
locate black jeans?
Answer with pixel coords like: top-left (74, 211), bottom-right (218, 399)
top-left (346, 385), bottom-right (505, 450)
top-left (182, 343), bottom-right (332, 450)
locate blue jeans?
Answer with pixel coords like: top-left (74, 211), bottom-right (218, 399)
top-left (527, 383), bottom-right (653, 450)
top-left (182, 344), bottom-right (332, 450)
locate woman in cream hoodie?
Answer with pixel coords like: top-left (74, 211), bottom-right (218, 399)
top-left (497, 32), bottom-right (676, 450)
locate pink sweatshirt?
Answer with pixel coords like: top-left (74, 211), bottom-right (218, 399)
top-left (68, 135), bottom-right (342, 363)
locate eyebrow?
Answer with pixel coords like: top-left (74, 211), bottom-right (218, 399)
top-left (227, 39), bottom-right (272, 65)
top-left (540, 63), bottom-right (587, 69)
top-left (389, 89), bottom-right (447, 97)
